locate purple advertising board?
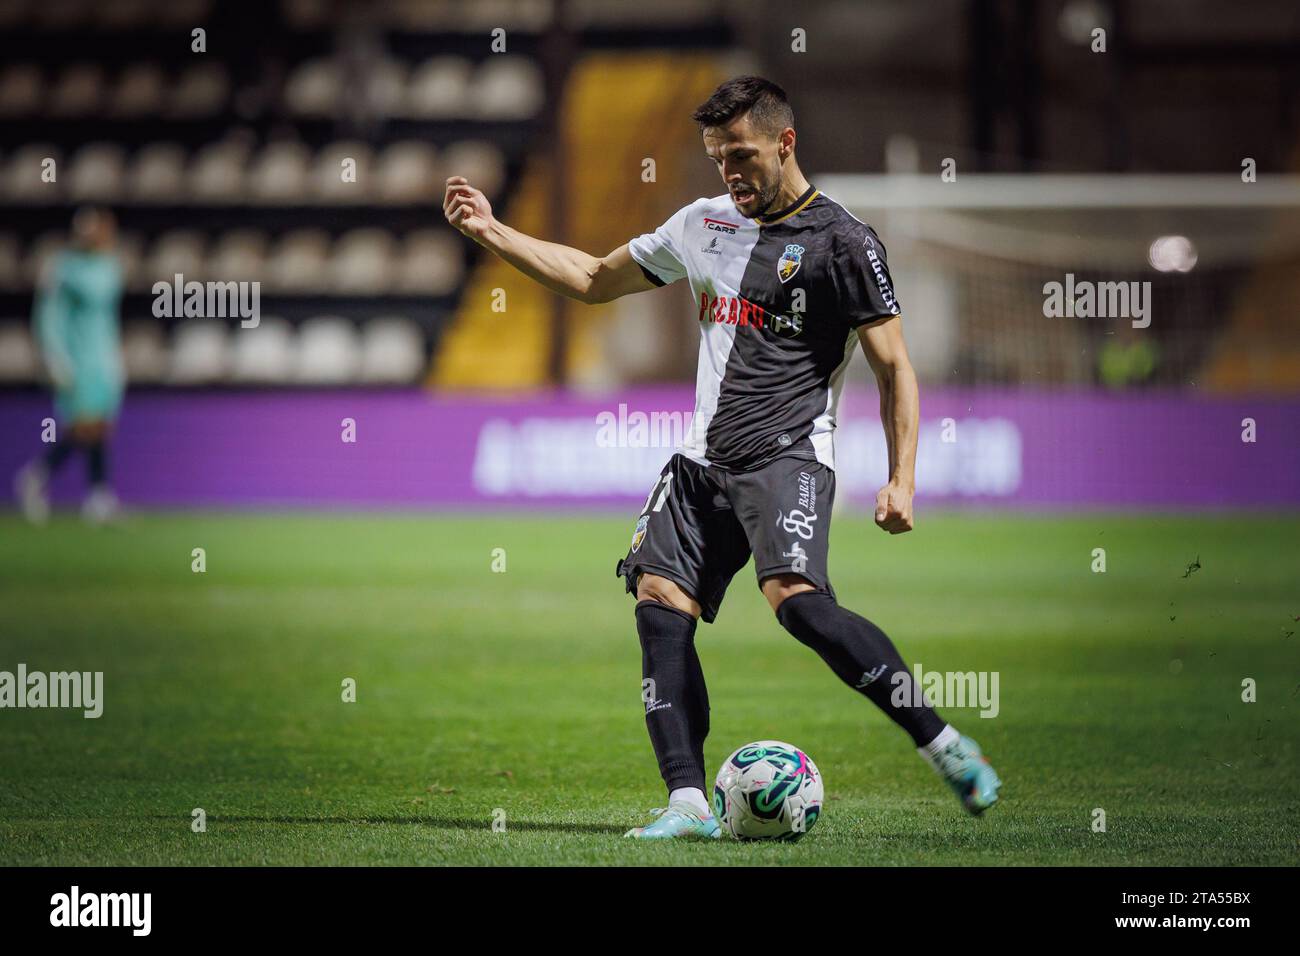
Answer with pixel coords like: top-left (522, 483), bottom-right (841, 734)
top-left (1, 387), bottom-right (1297, 510)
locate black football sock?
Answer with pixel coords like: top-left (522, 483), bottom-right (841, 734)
top-left (86, 440), bottom-right (107, 487)
top-left (635, 600), bottom-right (710, 795)
top-left (43, 441), bottom-right (75, 474)
top-left (776, 590), bottom-right (946, 746)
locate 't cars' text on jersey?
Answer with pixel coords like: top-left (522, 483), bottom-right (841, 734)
top-left (627, 184), bottom-right (900, 472)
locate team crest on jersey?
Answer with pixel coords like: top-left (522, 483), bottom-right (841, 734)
top-left (777, 244), bottom-right (805, 283)
top-left (630, 514), bottom-right (650, 553)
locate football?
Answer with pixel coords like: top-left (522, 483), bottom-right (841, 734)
top-left (713, 740), bottom-right (824, 841)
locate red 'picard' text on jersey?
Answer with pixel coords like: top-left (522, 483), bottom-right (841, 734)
top-left (627, 184), bottom-right (901, 472)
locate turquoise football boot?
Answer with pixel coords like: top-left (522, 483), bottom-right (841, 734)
top-left (933, 735), bottom-right (1002, 815)
top-left (623, 800), bottom-right (722, 840)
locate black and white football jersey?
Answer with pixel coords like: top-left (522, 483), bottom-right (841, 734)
top-left (628, 184), bottom-right (901, 472)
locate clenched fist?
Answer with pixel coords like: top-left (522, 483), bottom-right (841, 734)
top-left (874, 481), bottom-right (914, 534)
top-left (443, 176), bottom-right (494, 241)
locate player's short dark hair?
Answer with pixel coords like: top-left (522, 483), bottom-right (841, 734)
top-left (691, 76), bottom-right (794, 139)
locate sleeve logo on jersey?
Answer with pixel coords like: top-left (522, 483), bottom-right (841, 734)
top-left (777, 244), bottom-right (805, 283)
top-left (630, 513), bottom-right (650, 553)
top-left (864, 243), bottom-right (900, 314)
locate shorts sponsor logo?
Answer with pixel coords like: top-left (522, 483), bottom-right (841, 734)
top-left (797, 471), bottom-right (816, 513)
top-left (776, 508), bottom-right (818, 540)
top-left (782, 541), bottom-right (808, 573)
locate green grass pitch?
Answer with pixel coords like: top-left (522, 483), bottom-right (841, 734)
top-left (1, 511), bottom-right (1296, 866)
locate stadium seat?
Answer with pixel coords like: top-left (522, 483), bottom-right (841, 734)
top-left (24, 231), bottom-right (67, 286)
top-left (0, 233), bottom-right (22, 289)
top-left (230, 316), bottom-right (295, 383)
top-left (167, 63), bottom-right (229, 118)
top-left (189, 138), bottom-right (251, 201)
top-left (396, 229), bottom-right (463, 295)
top-left (168, 318), bottom-right (231, 384)
top-left (375, 140), bottom-right (439, 203)
top-left (359, 316), bottom-right (426, 383)
top-left (68, 143), bottom-right (128, 201)
top-left (110, 63), bottom-right (166, 117)
top-left (265, 229), bottom-right (331, 292)
top-left (311, 140), bottom-right (374, 203)
top-left (295, 316), bottom-right (360, 383)
top-left (367, 59), bottom-right (408, 118)
top-left (145, 230), bottom-right (208, 284)
top-left (405, 56), bottom-right (472, 118)
top-left (247, 141), bottom-right (312, 204)
top-left (329, 229), bottom-right (396, 294)
top-left (471, 56), bottom-right (544, 120)
top-left (97, 0), bottom-right (155, 30)
top-left (285, 58), bottom-right (341, 116)
top-left (207, 229), bottom-right (268, 283)
top-left (115, 231), bottom-right (146, 290)
top-left (0, 322), bottom-right (38, 382)
top-left (121, 319), bottom-right (169, 383)
top-left (441, 140), bottom-right (504, 199)
top-left (4, 143), bottom-right (62, 201)
top-left (49, 63), bottom-right (104, 117)
top-left (0, 64), bottom-right (43, 117)
top-left (128, 142), bottom-right (188, 202)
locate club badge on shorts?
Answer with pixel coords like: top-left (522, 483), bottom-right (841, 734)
top-left (630, 514), bottom-right (650, 553)
top-left (777, 243), bottom-right (805, 283)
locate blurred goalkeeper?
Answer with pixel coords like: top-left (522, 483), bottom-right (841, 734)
top-left (446, 76), bottom-right (1002, 839)
top-left (15, 207), bottom-right (125, 524)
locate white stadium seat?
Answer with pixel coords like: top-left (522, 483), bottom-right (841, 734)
top-left (440, 139), bottom-right (504, 199)
top-left (0, 233), bottom-right (22, 290)
top-left (5, 144), bottom-right (62, 201)
top-left (168, 63), bottom-right (229, 118)
top-left (168, 319), bottom-right (231, 384)
top-left (49, 64), bottom-right (105, 117)
top-left (367, 59), bottom-right (408, 118)
top-left (405, 56), bottom-right (472, 118)
top-left (121, 320), bottom-right (169, 383)
top-left (329, 228), bottom-right (396, 294)
top-left (0, 322), bottom-right (38, 382)
top-left (265, 229), bottom-right (331, 292)
top-left (189, 138), bottom-right (251, 201)
top-left (396, 229), bottom-right (463, 295)
top-left (110, 63), bottom-right (166, 117)
top-left (375, 140), bottom-right (439, 203)
top-left (295, 317), bottom-right (360, 384)
top-left (359, 316), bottom-right (425, 384)
top-left (0, 64), bottom-right (44, 117)
top-left (230, 316), bottom-right (294, 383)
top-left (145, 230), bottom-right (208, 285)
top-left (471, 55), bottom-right (545, 120)
top-left (129, 142), bottom-right (188, 202)
top-left (68, 143), bottom-right (127, 201)
top-left (207, 229), bottom-right (268, 283)
top-left (285, 58), bottom-right (341, 117)
top-left (310, 141), bottom-right (374, 203)
top-left (247, 141), bottom-right (312, 204)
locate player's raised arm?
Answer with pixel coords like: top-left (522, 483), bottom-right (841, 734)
top-left (443, 176), bottom-right (656, 304)
top-left (857, 314), bottom-right (919, 534)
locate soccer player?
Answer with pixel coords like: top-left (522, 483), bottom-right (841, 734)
top-left (15, 207), bottom-right (125, 524)
top-left (445, 76), bottom-right (1002, 839)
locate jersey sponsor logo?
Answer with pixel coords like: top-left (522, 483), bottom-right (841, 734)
top-left (703, 217), bottom-right (739, 235)
top-left (777, 243), bottom-right (805, 283)
top-left (701, 236), bottom-right (722, 255)
top-left (697, 293), bottom-right (808, 337)
top-left (864, 242), bottom-right (900, 314)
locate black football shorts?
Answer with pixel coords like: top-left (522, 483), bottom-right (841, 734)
top-left (615, 452), bottom-right (836, 623)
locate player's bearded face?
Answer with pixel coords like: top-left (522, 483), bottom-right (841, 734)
top-left (705, 120), bottom-right (784, 219)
